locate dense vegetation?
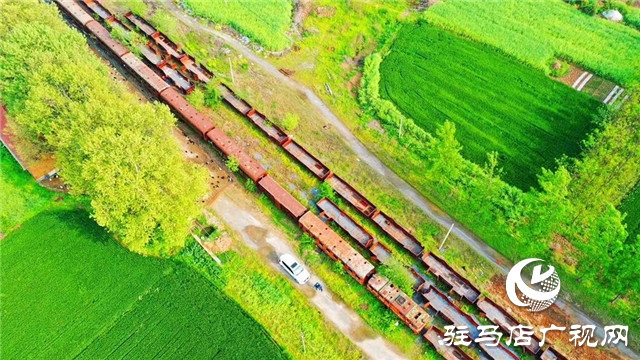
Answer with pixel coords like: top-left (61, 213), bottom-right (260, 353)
top-left (363, 48), bottom-right (640, 341)
top-left (620, 184), bottom-right (640, 243)
top-left (0, 1), bottom-right (208, 255)
top-left (183, 0), bottom-right (293, 51)
top-left (424, 0), bottom-right (640, 86)
top-left (379, 23), bottom-right (601, 188)
top-left (0, 210), bottom-right (287, 360)
top-left (569, 0), bottom-right (640, 30)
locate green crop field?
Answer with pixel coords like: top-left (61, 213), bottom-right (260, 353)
top-left (379, 23), bottom-right (601, 188)
top-left (423, 0), bottom-right (640, 86)
top-left (183, 0), bottom-right (292, 51)
top-left (0, 210), bottom-right (287, 360)
top-left (620, 184), bottom-right (640, 242)
top-left (0, 147), bottom-right (64, 233)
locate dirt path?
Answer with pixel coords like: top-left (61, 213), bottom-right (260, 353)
top-left (210, 189), bottom-right (407, 360)
top-left (164, 3), bottom-right (636, 358)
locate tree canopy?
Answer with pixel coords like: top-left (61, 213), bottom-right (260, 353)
top-left (0, 0), bottom-right (208, 255)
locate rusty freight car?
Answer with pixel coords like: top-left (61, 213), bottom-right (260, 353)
top-left (219, 84), bottom-right (253, 115)
top-left (317, 198), bottom-right (391, 263)
top-left (299, 211), bottom-right (375, 284)
top-left (326, 174), bottom-right (377, 217)
top-left (258, 176), bottom-right (307, 219)
top-left (159, 88), bottom-right (215, 135)
top-left (371, 211), bottom-right (424, 257)
top-left (422, 252), bottom-right (480, 303)
top-left (477, 296), bottom-right (541, 355)
top-left (205, 127), bottom-right (267, 182)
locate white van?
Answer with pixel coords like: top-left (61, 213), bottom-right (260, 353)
top-left (278, 254), bottom-right (311, 284)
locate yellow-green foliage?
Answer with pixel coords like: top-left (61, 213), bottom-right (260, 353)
top-left (184, 0), bottom-right (293, 50)
top-left (0, 0), bottom-right (208, 256)
top-left (424, 0), bottom-right (640, 85)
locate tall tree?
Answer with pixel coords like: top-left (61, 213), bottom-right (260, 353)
top-left (0, 0), bottom-right (208, 255)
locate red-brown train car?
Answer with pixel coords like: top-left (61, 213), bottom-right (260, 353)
top-left (205, 127), bottom-right (267, 182)
top-left (159, 88), bottom-right (214, 136)
top-left (55, 0), bottom-right (95, 26)
top-left (299, 211), bottom-right (375, 284)
top-left (258, 176), bottom-right (307, 219)
top-left (84, 20), bottom-right (130, 58)
top-left (120, 53), bottom-right (170, 93)
top-left (366, 273), bottom-right (430, 334)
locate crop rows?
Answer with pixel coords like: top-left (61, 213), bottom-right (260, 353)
top-left (0, 210), bottom-right (286, 360)
top-left (379, 23), bottom-right (601, 188)
top-left (184, 0), bottom-right (292, 51)
top-left (424, 0), bottom-right (640, 86)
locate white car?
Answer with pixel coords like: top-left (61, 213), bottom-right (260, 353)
top-left (278, 254), bottom-right (310, 284)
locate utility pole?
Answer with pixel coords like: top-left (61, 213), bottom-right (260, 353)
top-left (228, 57), bottom-right (234, 84)
top-left (301, 332), bottom-right (306, 353)
top-left (439, 223), bottom-right (455, 250)
top-left (399, 115), bottom-right (404, 138)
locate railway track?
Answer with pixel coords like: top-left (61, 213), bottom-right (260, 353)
top-left (158, 2), bottom-right (638, 359)
top-left (50, 1), bottom-right (630, 359)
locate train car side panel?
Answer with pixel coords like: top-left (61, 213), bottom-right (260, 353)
top-left (159, 87), bottom-right (214, 135)
top-left (258, 176), bottom-right (307, 219)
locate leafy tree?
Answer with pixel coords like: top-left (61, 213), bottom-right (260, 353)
top-left (425, 121), bottom-right (465, 182)
top-left (0, 0), bottom-right (208, 256)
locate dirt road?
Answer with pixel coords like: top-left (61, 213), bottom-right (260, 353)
top-left (210, 190), bottom-right (407, 360)
top-left (165, 3), bottom-right (635, 358)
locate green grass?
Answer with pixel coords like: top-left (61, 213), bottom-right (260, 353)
top-left (620, 183), bottom-right (640, 242)
top-left (379, 23), bottom-right (601, 188)
top-left (0, 146), bottom-right (70, 234)
top-left (423, 0), bottom-right (640, 86)
top-left (0, 210), bottom-right (287, 360)
top-left (183, 0), bottom-right (293, 51)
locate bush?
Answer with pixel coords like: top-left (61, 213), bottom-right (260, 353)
top-left (244, 178), bottom-right (257, 192)
top-left (281, 113), bottom-right (299, 131)
top-left (225, 157), bottom-right (239, 172)
top-left (186, 88), bottom-right (205, 110)
top-left (204, 82), bottom-right (222, 108)
top-left (550, 59), bottom-right (571, 77)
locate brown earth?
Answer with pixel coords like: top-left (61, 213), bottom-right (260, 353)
top-left (487, 275), bottom-right (626, 360)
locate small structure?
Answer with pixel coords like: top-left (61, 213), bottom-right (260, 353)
top-left (1, 106), bottom-right (58, 181)
top-left (602, 9), bottom-right (623, 22)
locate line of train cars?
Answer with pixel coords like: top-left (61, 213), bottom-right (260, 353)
top-left (54, 1), bottom-right (568, 359)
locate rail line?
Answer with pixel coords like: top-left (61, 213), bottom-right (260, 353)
top-left (54, 1), bottom-right (570, 359)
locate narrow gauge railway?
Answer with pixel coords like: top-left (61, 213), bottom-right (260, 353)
top-left (53, 1), bottom-right (569, 359)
